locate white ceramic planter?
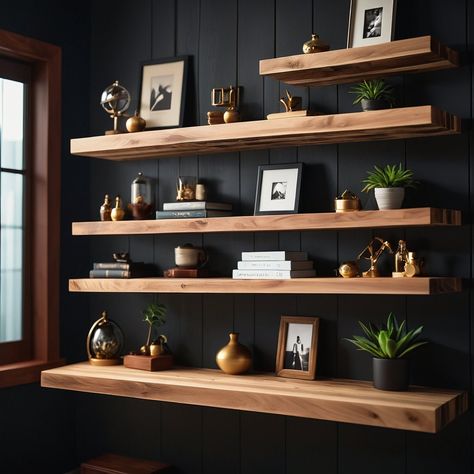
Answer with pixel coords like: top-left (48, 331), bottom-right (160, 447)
top-left (374, 187), bottom-right (405, 210)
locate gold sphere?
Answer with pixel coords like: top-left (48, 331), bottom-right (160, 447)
top-left (223, 109), bottom-right (240, 123)
top-left (126, 113), bottom-right (146, 132)
top-left (216, 333), bottom-right (252, 375)
top-left (339, 261), bottom-right (359, 278)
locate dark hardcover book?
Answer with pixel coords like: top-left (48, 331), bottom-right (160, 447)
top-left (93, 262), bottom-right (145, 270)
top-left (156, 210), bottom-right (232, 219)
top-left (163, 201), bottom-right (232, 211)
top-left (90, 269), bottom-right (131, 278)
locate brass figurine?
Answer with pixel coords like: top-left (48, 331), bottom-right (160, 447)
top-left (100, 194), bottom-right (112, 221)
top-left (111, 196), bottom-right (125, 221)
top-left (211, 86), bottom-right (241, 123)
top-left (176, 176), bottom-right (196, 201)
top-left (338, 261), bottom-right (360, 278)
top-left (100, 80), bottom-right (131, 135)
top-left (302, 33), bottom-right (329, 54)
top-left (280, 90), bottom-right (302, 113)
top-left (357, 237), bottom-right (393, 278)
top-left (335, 189), bottom-right (361, 213)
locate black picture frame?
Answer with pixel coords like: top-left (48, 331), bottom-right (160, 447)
top-left (254, 163), bottom-right (303, 215)
top-left (137, 56), bottom-right (188, 130)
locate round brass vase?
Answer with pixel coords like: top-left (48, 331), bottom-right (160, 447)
top-left (335, 197), bottom-right (361, 213)
top-left (216, 332), bottom-right (252, 375)
top-left (338, 261), bottom-right (359, 278)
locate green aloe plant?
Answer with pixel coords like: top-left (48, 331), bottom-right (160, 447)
top-left (143, 303), bottom-right (167, 348)
top-left (349, 79), bottom-right (395, 105)
top-left (345, 312), bottom-right (427, 359)
top-left (362, 163), bottom-right (417, 192)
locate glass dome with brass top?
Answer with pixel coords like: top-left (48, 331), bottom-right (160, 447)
top-left (87, 311), bottom-right (124, 366)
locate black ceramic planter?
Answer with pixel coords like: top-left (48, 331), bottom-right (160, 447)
top-left (361, 98), bottom-right (390, 112)
top-left (373, 358), bottom-right (409, 391)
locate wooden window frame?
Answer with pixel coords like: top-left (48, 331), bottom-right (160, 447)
top-left (0, 29), bottom-right (63, 388)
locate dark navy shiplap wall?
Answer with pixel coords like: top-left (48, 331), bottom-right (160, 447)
top-left (75, 1), bottom-right (473, 473)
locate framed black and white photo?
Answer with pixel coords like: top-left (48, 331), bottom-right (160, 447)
top-left (254, 163), bottom-right (302, 215)
top-left (276, 316), bottom-right (320, 380)
top-left (347, 0), bottom-right (397, 48)
top-left (137, 56), bottom-right (188, 129)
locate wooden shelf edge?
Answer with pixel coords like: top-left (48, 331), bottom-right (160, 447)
top-left (72, 208), bottom-right (461, 236)
top-left (259, 36), bottom-right (460, 87)
top-left (68, 277), bottom-right (462, 295)
top-left (0, 359), bottom-right (64, 389)
top-left (41, 363), bottom-right (468, 433)
top-left (70, 106), bottom-right (460, 161)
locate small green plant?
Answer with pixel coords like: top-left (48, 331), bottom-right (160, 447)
top-left (361, 163), bottom-right (416, 192)
top-left (143, 303), bottom-right (167, 348)
top-left (345, 312), bottom-right (427, 359)
top-left (349, 79), bottom-right (395, 105)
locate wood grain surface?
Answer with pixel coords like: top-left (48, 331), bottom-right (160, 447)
top-left (41, 362), bottom-right (468, 433)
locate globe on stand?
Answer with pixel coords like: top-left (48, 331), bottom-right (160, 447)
top-left (100, 80), bottom-right (131, 135)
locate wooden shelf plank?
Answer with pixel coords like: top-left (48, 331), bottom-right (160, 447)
top-left (259, 36), bottom-right (459, 87)
top-left (68, 277), bottom-right (461, 295)
top-left (41, 362), bottom-right (468, 433)
top-left (72, 208), bottom-right (461, 236)
top-left (70, 106), bottom-right (460, 161)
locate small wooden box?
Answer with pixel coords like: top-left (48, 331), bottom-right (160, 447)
top-left (124, 354), bottom-right (173, 371)
top-left (81, 453), bottom-right (172, 474)
top-left (164, 267), bottom-right (208, 278)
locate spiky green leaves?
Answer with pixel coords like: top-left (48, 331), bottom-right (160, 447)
top-left (349, 79), bottom-right (395, 105)
top-left (362, 163), bottom-right (417, 192)
top-left (345, 312), bottom-right (427, 359)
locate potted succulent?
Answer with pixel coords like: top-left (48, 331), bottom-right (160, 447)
top-left (349, 79), bottom-right (395, 111)
top-left (140, 302), bottom-right (167, 356)
top-left (345, 313), bottom-right (427, 391)
top-left (362, 163), bottom-right (417, 210)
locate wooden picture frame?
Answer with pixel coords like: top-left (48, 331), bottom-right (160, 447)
top-left (275, 316), bottom-right (320, 380)
top-left (347, 0), bottom-right (397, 48)
top-left (254, 163), bottom-right (303, 215)
top-left (137, 56), bottom-right (188, 130)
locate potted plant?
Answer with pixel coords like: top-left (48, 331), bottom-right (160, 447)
top-left (362, 163), bottom-right (417, 210)
top-left (349, 79), bottom-right (395, 111)
top-left (140, 302), bottom-right (167, 355)
top-left (345, 312), bottom-right (427, 391)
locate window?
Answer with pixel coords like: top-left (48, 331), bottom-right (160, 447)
top-left (0, 29), bottom-right (61, 387)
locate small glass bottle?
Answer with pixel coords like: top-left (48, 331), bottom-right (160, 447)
top-left (130, 172), bottom-right (154, 219)
top-left (394, 240), bottom-right (408, 273)
top-left (100, 194), bottom-right (112, 221)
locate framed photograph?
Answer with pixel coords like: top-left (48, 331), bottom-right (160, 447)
top-left (275, 316), bottom-right (320, 380)
top-left (254, 163), bottom-right (303, 215)
top-left (347, 0), bottom-right (397, 48)
top-left (137, 56), bottom-right (188, 129)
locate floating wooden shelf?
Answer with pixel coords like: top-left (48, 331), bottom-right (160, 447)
top-left (68, 277), bottom-right (461, 295)
top-left (41, 362), bottom-right (468, 433)
top-left (259, 36), bottom-right (459, 87)
top-left (70, 106), bottom-right (460, 161)
top-left (72, 208), bottom-right (461, 236)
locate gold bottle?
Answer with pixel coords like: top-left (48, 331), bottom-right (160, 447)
top-left (216, 332), bottom-right (252, 375)
top-left (394, 240), bottom-right (408, 274)
top-left (111, 196), bottom-right (125, 221)
top-left (100, 194), bottom-right (112, 221)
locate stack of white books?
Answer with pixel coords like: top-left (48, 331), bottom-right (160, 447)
top-left (232, 251), bottom-right (316, 279)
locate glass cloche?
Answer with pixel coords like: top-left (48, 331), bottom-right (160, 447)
top-left (87, 311), bottom-right (124, 366)
top-left (130, 172), bottom-right (154, 219)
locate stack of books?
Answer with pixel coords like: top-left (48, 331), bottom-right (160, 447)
top-left (232, 251), bottom-right (316, 279)
top-left (156, 201), bottom-right (232, 219)
top-left (89, 261), bottom-right (154, 279)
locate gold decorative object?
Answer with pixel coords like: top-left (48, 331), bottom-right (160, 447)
top-left (195, 183), bottom-right (207, 201)
top-left (335, 189), bottom-right (361, 213)
top-left (404, 252), bottom-right (422, 277)
top-left (339, 261), bottom-right (359, 278)
top-left (129, 172), bottom-right (154, 219)
top-left (211, 86), bottom-right (240, 123)
top-left (126, 112), bottom-right (146, 132)
top-left (176, 176), bottom-right (196, 201)
top-left (216, 332), bottom-right (252, 375)
top-left (111, 196), bottom-right (125, 221)
top-left (99, 194), bottom-right (112, 221)
top-left (302, 33), bottom-right (329, 54)
top-left (149, 334), bottom-right (168, 356)
top-left (207, 110), bottom-right (225, 125)
top-left (87, 311), bottom-right (124, 366)
top-left (280, 90), bottom-right (302, 113)
top-left (357, 237), bottom-right (393, 277)
top-left (100, 80), bottom-right (131, 135)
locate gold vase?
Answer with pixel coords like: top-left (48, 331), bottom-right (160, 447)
top-left (216, 332), bottom-right (252, 375)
